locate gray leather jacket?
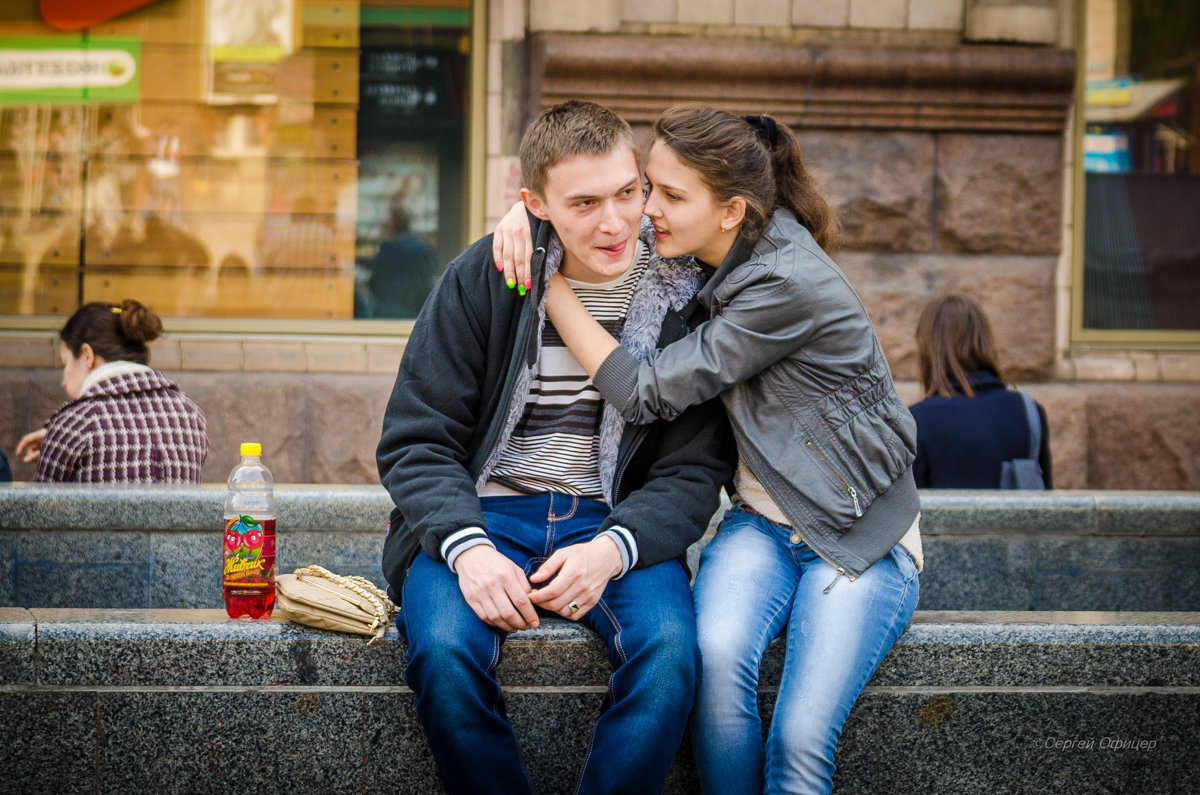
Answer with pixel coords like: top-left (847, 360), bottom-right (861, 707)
top-left (594, 210), bottom-right (919, 579)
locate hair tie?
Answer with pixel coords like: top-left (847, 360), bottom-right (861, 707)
top-left (742, 114), bottom-right (778, 146)
top-left (111, 307), bottom-right (122, 314)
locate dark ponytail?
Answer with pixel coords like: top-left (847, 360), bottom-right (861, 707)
top-left (759, 119), bottom-right (839, 251)
top-left (654, 104), bottom-right (838, 250)
top-left (59, 299), bottom-right (163, 365)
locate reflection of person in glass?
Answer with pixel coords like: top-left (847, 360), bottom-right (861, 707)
top-left (367, 204), bottom-right (437, 318)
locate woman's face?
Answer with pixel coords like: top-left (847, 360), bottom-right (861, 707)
top-left (643, 141), bottom-right (739, 266)
top-left (59, 341), bottom-right (93, 399)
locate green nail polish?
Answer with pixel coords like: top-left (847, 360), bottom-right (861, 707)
top-left (518, 285), bottom-right (526, 296)
top-left (506, 278), bottom-right (515, 289)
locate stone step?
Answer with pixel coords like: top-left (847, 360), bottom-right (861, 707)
top-left (2, 608), bottom-right (1197, 793)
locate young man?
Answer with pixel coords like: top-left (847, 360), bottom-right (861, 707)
top-left (377, 100), bottom-right (733, 794)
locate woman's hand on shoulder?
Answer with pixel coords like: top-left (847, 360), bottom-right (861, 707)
top-left (491, 200), bottom-right (534, 297)
top-left (16, 428), bottom-right (47, 463)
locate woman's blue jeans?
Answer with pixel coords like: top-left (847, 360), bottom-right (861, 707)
top-left (691, 506), bottom-right (919, 795)
top-left (399, 493), bottom-right (700, 795)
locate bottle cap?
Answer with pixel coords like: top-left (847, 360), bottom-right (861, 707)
top-left (240, 442), bottom-right (262, 456)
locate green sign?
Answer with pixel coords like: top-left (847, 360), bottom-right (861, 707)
top-left (0, 36), bottom-right (141, 104)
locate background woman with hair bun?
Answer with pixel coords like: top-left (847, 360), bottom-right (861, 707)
top-left (15, 299), bottom-right (208, 483)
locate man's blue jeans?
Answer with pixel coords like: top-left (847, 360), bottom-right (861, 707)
top-left (691, 506), bottom-right (919, 795)
top-left (398, 492), bottom-right (700, 795)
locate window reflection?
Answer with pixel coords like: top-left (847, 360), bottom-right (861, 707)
top-left (0, 0), bottom-right (471, 324)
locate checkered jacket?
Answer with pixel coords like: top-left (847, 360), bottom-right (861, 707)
top-left (36, 369), bottom-right (208, 483)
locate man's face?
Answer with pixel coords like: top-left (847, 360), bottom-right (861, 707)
top-left (521, 146), bottom-right (643, 284)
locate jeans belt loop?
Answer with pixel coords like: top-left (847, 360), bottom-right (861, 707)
top-left (739, 502), bottom-right (794, 531)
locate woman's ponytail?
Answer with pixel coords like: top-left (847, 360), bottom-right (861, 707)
top-left (765, 122), bottom-right (839, 252)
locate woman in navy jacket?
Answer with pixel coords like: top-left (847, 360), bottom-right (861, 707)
top-left (909, 294), bottom-right (1052, 488)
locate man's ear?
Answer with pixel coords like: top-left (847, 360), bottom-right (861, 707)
top-left (722, 196), bottom-right (747, 231)
top-left (520, 187), bottom-right (551, 221)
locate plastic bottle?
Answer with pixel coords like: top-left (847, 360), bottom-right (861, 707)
top-left (222, 442), bottom-right (277, 619)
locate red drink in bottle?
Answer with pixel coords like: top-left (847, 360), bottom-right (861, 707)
top-left (222, 516), bottom-right (276, 618)
top-left (223, 442), bottom-right (277, 619)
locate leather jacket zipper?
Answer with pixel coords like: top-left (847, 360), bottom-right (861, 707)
top-left (792, 526), bottom-right (850, 592)
top-left (805, 441), bottom-right (863, 518)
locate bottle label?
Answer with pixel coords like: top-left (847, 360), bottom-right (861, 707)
top-left (222, 515), bottom-right (276, 588)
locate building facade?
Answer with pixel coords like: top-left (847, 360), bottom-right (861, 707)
top-left (1, 0), bottom-right (1197, 488)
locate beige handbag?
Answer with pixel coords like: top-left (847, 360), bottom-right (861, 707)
top-left (275, 566), bottom-right (398, 644)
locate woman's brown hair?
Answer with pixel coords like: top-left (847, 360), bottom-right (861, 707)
top-left (652, 104), bottom-right (838, 250)
top-left (59, 299), bottom-right (163, 365)
top-left (916, 294), bottom-right (1009, 398)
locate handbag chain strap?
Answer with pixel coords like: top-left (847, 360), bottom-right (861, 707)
top-left (292, 565), bottom-right (398, 643)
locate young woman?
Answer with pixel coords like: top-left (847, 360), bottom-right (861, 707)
top-left (910, 293), bottom-right (1052, 488)
top-left (16, 299), bottom-right (208, 483)
top-left (495, 104), bottom-right (921, 794)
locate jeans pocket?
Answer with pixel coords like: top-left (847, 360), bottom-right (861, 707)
top-left (889, 544), bottom-right (918, 583)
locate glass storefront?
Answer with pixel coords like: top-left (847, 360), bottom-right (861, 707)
top-left (1079, 0), bottom-right (1200, 336)
top-left (0, 0), bottom-right (473, 324)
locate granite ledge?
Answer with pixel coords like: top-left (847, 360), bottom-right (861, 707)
top-left (7, 609), bottom-right (1199, 690)
top-left (3, 485), bottom-right (1198, 536)
top-left (0, 483), bottom-right (392, 532)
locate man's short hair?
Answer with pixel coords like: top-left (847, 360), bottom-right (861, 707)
top-left (519, 100), bottom-right (639, 198)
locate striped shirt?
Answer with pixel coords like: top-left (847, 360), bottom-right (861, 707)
top-left (486, 242), bottom-right (650, 499)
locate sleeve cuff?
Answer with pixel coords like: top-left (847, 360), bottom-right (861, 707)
top-left (599, 526), bottom-right (638, 579)
top-left (441, 527), bottom-right (494, 572)
top-left (592, 347), bottom-right (643, 413)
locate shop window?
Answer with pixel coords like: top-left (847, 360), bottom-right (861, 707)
top-left (0, 0), bottom-right (473, 324)
top-left (1078, 0), bottom-right (1200, 339)
top-left (354, 6), bottom-right (470, 319)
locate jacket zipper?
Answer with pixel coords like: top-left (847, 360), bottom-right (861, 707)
top-left (789, 525), bottom-right (850, 593)
top-left (823, 570), bottom-right (846, 593)
top-left (805, 441), bottom-right (862, 517)
top-left (610, 424), bottom-right (650, 503)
